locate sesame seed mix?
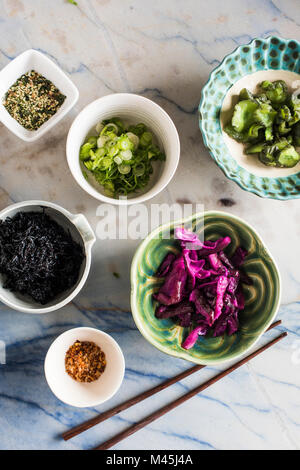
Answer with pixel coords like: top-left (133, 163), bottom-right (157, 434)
top-left (3, 70), bottom-right (66, 131)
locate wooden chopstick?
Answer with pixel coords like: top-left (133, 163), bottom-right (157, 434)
top-left (63, 367), bottom-right (205, 441)
top-left (62, 319), bottom-right (281, 442)
top-left (94, 329), bottom-right (287, 450)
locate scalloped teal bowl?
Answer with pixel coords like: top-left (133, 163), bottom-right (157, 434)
top-left (199, 36), bottom-right (300, 200)
top-left (131, 211), bottom-right (281, 365)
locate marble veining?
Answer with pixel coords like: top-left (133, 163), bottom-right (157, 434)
top-left (0, 0), bottom-right (300, 450)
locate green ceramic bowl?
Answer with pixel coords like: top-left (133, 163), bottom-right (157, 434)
top-left (131, 211), bottom-right (281, 365)
top-left (199, 36), bottom-right (300, 200)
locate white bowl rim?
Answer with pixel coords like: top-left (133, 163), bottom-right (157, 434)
top-left (44, 326), bottom-right (125, 408)
top-left (0, 200), bottom-right (95, 314)
top-left (66, 93), bottom-right (180, 205)
top-left (130, 209), bottom-right (282, 365)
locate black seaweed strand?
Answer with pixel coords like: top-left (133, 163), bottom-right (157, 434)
top-left (0, 211), bottom-right (85, 304)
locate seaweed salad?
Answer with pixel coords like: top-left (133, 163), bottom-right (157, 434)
top-left (0, 211), bottom-right (84, 304)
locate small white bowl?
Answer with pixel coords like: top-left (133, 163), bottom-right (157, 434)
top-left (0, 49), bottom-right (79, 142)
top-left (0, 200), bottom-right (95, 314)
top-left (66, 93), bottom-right (180, 205)
top-left (44, 327), bottom-right (125, 408)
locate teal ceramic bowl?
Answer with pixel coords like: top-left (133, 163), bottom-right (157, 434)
top-left (131, 211), bottom-right (281, 365)
top-left (199, 36), bottom-right (300, 200)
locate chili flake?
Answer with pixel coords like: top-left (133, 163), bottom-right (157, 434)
top-left (65, 340), bottom-right (106, 383)
top-left (3, 70), bottom-right (66, 130)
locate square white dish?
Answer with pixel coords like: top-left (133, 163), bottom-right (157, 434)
top-left (0, 49), bottom-right (79, 142)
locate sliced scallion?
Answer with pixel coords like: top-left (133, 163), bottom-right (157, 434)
top-left (133, 163), bottom-right (145, 176)
top-left (97, 135), bottom-right (109, 148)
top-left (101, 123), bottom-right (119, 135)
top-left (114, 156), bottom-right (122, 165)
top-left (95, 122), bottom-right (104, 133)
top-left (120, 149), bottom-right (132, 161)
top-left (79, 117), bottom-right (166, 198)
top-left (118, 164), bottom-right (131, 175)
top-left (127, 132), bottom-right (139, 149)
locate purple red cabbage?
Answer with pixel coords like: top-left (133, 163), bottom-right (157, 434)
top-left (214, 275), bottom-right (229, 323)
top-left (231, 247), bottom-right (248, 267)
top-left (196, 236), bottom-right (231, 258)
top-left (227, 269), bottom-right (240, 295)
top-left (182, 323), bottom-right (208, 350)
top-left (218, 250), bottom-right (234, 269)
top-left (153, 227), bottom-right (251, 350)
top-left (153, 255), bottom-right (187, 306)
top-left (189, 288), bottom-right (214, 325)
top-left (155, 299), bottom-right (193, 319)
top-left (155, 252), bottom-right (176, 277)
top-left (208, 253), bottom-right (228, 275)
top-left (175, 227), bottom-right (203, 246)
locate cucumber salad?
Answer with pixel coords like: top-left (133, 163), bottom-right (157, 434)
top-left (225, 80), bottom-right (300, 168)
top-left (79, 118), bottom-right (165, 198)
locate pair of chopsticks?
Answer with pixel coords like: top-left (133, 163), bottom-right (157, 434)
top-left (62, 320), bottom-right (285, 450)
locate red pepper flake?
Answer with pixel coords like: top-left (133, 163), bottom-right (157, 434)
top-left (65, 340), bottom-right (106, 383)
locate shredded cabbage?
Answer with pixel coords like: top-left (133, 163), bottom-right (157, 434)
top-left (153, 227), bottom-right (251, 349)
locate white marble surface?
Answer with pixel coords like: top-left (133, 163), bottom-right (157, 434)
top-left (0, 0), bottom-right (300, 450)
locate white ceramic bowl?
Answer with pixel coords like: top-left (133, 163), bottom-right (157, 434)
top-left (0, 49), bottom-right (79, 142)
top-left (0, 200), bottom-right (95, 314)
top-left (44, 327), bottom-right (125, 408)
top-left (66, 93), bottom-right (180, 205)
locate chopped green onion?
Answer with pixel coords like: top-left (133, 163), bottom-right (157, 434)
top-left (79, 117), bottom-right (166, 198)
top-left (118, 164), bottom-right (131, 174)
top-left (102, 157), bottom-right (113, 170)
top-left (133, 163), bottom-right (145, 176)
top-left (108, 145), bottom-right (119, 157)
top-left (101, 123), bottom-right (119, 135)
top-left (80, 142), bottom-right (93, 161)
top-left (95, 122), bottom-right (104, 133)
top-left (120, 149), bottom-right (132, 160)
top-left (128, 123), bottom-right (147, 136)
top-left (94, 147), bottom-right (106, 158)
top-left (140, 131), bottom-right (152, 147)
top-left (114, 156), bottom-right (122, 165)
top-left (127, 132), bottom-right (139, 149)
top-left (84, 160), bottom-right (94, 170)
top-left (102, 117), bottom-right (125, 133)
top-left (118, 135), bottom-right (134, 151)
top-left (97, 135), bottom-right (109, 148)
top-left (118, 188), bottom-right (128, 195)
top-left (86, 136), bottom-right (97, 147)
